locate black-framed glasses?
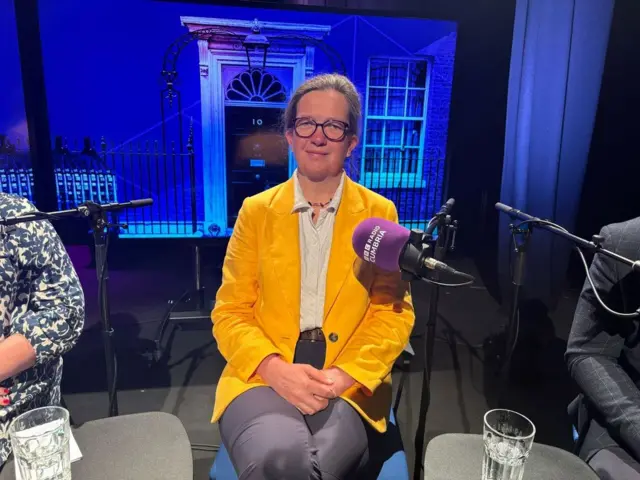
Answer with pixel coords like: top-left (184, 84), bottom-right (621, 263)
top-left (293, 117), bottom-right (350, 142)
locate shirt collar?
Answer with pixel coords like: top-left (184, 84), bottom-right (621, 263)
top-left (292, 169), bottom-right (345, 214)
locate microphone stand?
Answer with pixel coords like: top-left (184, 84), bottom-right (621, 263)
top-left (410, 201), bottom-right (458, 480)
top-left (0, 198), bottom-right (153, 417)
top-left (495, 202), bottom-right (640, 403)
top-left (497, 221), bottom-right (531, 406)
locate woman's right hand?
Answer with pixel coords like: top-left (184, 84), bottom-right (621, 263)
top-left (257, 355), bottom-right (336, 415)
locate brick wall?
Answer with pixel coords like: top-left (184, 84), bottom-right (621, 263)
top-left (369, 33), bottom-right (457, 226)
top-left (419, 32), bottom-right (456, 220)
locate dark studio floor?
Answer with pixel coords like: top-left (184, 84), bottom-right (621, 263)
top-left (58, 240), bottom-right (583, 479)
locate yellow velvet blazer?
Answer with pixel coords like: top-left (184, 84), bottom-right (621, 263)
top-left (211, 175), bottom-right (415, 433)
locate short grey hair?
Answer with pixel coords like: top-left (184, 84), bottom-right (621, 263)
top-left (283, 73), bottom-right (362, 137)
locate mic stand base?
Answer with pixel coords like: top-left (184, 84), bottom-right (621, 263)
top-left (153, 244), bottom-right (213, 363)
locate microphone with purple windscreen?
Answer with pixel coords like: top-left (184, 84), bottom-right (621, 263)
top-left (352, 217), bottom-right (475, 280)
top-left (352, 217), bottom-right (411, 272)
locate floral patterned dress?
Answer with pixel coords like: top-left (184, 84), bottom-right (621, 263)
top-left (0, 193), bottom-right (85, 467)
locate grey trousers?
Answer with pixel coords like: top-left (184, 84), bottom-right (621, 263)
top-left (219, 339), bottom-right (376, 480)
top-left (589, 447), bottom-right (640, 480)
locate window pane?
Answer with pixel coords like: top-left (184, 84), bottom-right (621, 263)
top-left (387, 90), bottom-right (406, 116)
top-left (403, 121), bottom-right (422, 146)
top-left (385, 148), bottom-right (403, 174)
top-left (384, 120), bottom-right (404, 146)
top-left (408, 61), bottom-right (428, 88)
top-left (367, 88), bottom-right (386, 116)
top-left (363, 147), bottom-right (382, 172)
top-left (407, 90), bottom-right (425, 117)
top-left (369, 60), bottom-right (388, 87)
top-left (389, 61), bottom-right (408, 87)
top-left (405, 148), bottom-right (419, 174)
top-left (366, 120), bottom-right (383, 145)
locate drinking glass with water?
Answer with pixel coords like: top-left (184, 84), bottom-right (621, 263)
top-left (9, 406), bottom-right (71, 480)
top-left (482, 409), bottom-right (535, 480)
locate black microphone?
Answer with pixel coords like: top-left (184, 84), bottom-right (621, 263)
top-left (81, 198), bottom-right (154, 212)
top-left (437, 198), bottom-right (455, 216)
top-left (495, 202), bottom-right (534, 221)
top-left (425, 198), bottom-right (455, 236)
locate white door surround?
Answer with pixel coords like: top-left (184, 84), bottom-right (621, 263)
top-left (180, 16), bottom-right (331, 234)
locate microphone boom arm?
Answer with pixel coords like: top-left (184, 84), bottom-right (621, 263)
top-left (0, 198), bottom-right (153, 227)
top-left (495, 202), bottom-right (640, 273)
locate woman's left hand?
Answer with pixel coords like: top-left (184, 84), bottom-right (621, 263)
top-left (0, 387), bottom-right (10, 407)
top-left (321, 367), bottom-right (355, 398)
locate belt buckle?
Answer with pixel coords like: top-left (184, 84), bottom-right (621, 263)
top-left (303, 328), bottom-right (322, 342)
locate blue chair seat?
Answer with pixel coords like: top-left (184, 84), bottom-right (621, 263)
top-left (210, 409), bottom-right (409, 479)
top-left (210, 440), bottom-right (235, 480)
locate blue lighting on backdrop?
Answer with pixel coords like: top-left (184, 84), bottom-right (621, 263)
top-left (0, 0), bottom-right (457, 239)
top-left (498, 0), bottom-right (614, 308)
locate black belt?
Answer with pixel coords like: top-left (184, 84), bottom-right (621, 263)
top-left (299, 328), bottom-right (325, 342)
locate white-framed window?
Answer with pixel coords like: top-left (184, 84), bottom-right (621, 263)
top-left (360, 57), bottom-right (430, 188)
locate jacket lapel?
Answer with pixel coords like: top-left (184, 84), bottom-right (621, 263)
top-left (267, 178), bottom-right (301, 324)
top-left (323, 176), bottom-right (367, 320)
top-left (267, 175), bottom-right (368, 323)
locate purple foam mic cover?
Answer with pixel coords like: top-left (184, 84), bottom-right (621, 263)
top-left (352, 217), bottom-right (410, 272)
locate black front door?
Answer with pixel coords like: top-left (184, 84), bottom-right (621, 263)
top-left (224, 105), bottom-right (290, 227)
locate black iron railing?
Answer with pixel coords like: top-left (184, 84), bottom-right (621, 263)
top-left (346, 155), bottom-right (445, 231)
top-left (1, 132), bottom-right (443, 237)
top-left (0, 132), bottom-right (198, 238)
top-left (52, 135), bottom-right (198, 238)
top-left (0, 136), bottom-right (33, 200)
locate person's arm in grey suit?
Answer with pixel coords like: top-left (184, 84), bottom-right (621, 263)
top-left (566, 224), bottom-right (640, 460)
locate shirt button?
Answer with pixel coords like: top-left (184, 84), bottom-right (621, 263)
top-left (328, 333), bottom-right (338, 342)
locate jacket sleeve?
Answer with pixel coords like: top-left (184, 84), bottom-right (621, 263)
top-left (333, 200), bottom-right (415, 396)
top-left (212, 198), bottom-right (281, 382)
top-left (11, 219), bottom-right (85, 365)
top-left (566, 225), bottom-right (640, 460)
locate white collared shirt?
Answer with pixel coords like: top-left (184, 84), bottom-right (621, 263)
top-left (292, 170), bottom-right (345, 332)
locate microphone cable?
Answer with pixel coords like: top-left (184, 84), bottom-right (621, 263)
top-left (420, 276), bottom-right (475, 289)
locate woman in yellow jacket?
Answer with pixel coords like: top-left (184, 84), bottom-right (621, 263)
top-left (212, 73), bottom-right (415, 479)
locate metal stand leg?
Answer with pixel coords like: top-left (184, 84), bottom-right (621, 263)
top-left (412, 216), bottom-right (458, 480)
top-left (497, 226), bottom-right (531, 406)
top-left (153, 244), bottom-right (211, 362)
top-left (393, 353), bottom-right (413, 417)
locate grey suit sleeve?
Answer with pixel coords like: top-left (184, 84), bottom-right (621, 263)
top-left (566, 225), bottom-right (640, 460)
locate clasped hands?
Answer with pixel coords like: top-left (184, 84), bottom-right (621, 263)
top-left (257, 355), bottom-right (355, 415)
